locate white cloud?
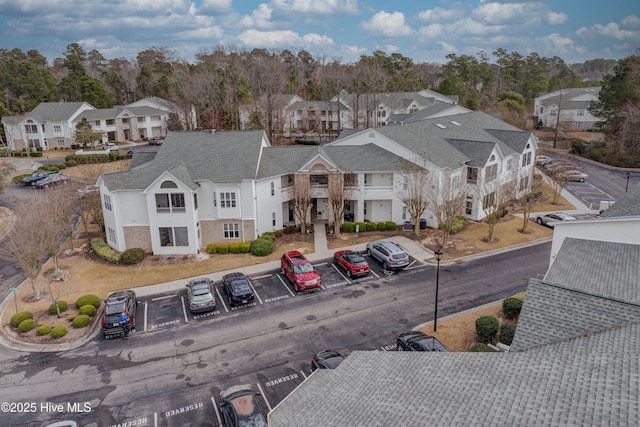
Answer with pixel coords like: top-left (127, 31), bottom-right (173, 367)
top-left (270, 0), bottom-right (358, 16)
top-left (577, 22), bottom-right (640, 42)
top-left (199, 0), bottom-right (232, 14)
top-left (545, 33), bottom-right (576, 54)
top-left (546, 11), bottom-right (567, 25)
top-left (417, 7), bottom-right (462, 23)
top-left (302, 33), bottom-right (335, 47)
top-left (473, 2), bottom-right (539, 25)
top-left (621, 15), bottom-right (640, 28)
top-left (446, 18), bottom-right (504, 37)
top-left (237, 29), bottom-right (301, 48)
top-left (417, 23), bottom-right (444, 41)
top-left (239, 4), bottom-right (273, 29)
top-left (361, 11), bottom-right (413, 37)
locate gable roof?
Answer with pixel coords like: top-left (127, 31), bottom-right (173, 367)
top-left (389, 103), bottom-right (469, 124)
top-left (28, 102), bottom-right (93, 122)
top-left (600, 182), bottom-right (640, 218)
top-left (101, 130), bottom-right (266, 191)
top-left (77, 105), bottom-right (167, 121)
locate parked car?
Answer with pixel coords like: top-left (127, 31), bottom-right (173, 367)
top-left (536, 154), bottom-right (553, 166)
top-left (219, 384), bottom-right (268, 427)
top-left (148, 137), bottom-right (164, 146)
top-left (185, 277), bottom-right (216, 313)
top-left (222, 272), bottom-right (255, 307)
top-left (22, 170), bottom-right (57, 185)
top-left (281, 250), bottom-right (321, 292)
top-left (101, 290), bottom-right (137, 339)
top-left (35, 174), bottom-right (69, 189)
top-left (366, 240), bottom-right (409, 270)
top-left (535, 212), bottom-right (577, 228)
top-left (103, 142), bottom-right (118, 152)
top-left (560, 170), bottom-right (588, 182)
top-left (396, 331), bottom-right (448, 352)
top-left (311, 349), bottom-right (345, 371)
top-left (333, 250), bottom-right (370, 278)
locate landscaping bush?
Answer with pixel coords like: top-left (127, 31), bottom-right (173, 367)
top-left (503, 297), bottom-right (524, 319)
top-left (48, 301), bottom-right (68, 315)
top-left (366, 222), bottom-right (377, 231)
top-left (65, 154), bottom-right (77, 162)
top-left (356, 222), bottom-right (367, 233)
top-left (65, 160), bottom-right (78, 167)
top-left (36, 325), bottom-right (51, 336)
top-left (79, 304), bottom-right (97, 316)
top-left (121, 248), bottom-right (146, 265)
top-left (385, 221), bottom-right (396, 231)
top-left (450, 216), bottom-right (468, 234)
top-left (206, 243), bottom-right (218, 254)
top-left (51, 325), bottom-right (68, 339)
top-left (251, 236), bottom-right (275, 256)
top-left (75, 153), bottom-right (110, 164)
top-left (239, 242), bottom-right (252, 253)
top-left (376, 222), bottom-right (387, 231)
top-left (217, 244), bottom-right (230, 254)
top-left (55, 163), bottom-right (67, 170)
top-left (91, 237), bottom-right (121, 263)
top-left (76, 294), bottom-right (100, 309)
top-left (261, 232), bottom-right (276, 242)
top-left (500, 322), bottom-right (516, 346)
top-left (475, 315), bottom-right (500, 343)
top-left (18, 319), bottom-right (36, 333)
top-left (11, 311), bottom-right (33, 328)
top-left (72, 315), bottom-right (90, 328)
top-left (229, 243), bottom-right (242, 254)
top-left (470, 343), bottom-right (498, 352)
top-left (342, 222), bottom-right (355, 233)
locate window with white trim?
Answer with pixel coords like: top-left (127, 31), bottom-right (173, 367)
top-left (155, 193), bottom-right (185, 213)
top-left (402, 206), bottom-right (407, 220)
top-left (56, 139), bottom-right (65, 147)
top-left (485, 164), bottom-right (498, 182)
top-left (103, 194), bottom-right (112, 211)
top-left (577, 109), bottom-right (585, 116)
top-left (220, 192), bottom-right (236, 208)
top-left (483, 192), bottom-right (496, 208)
top-left (521, 152), bottom-right (532, 167)
top-left (465, 196), bottom-right (473, 215)
top-left (271, 182), bottom-right (275, 196)
top-left (159, 227), bottom-right (189, 246)
top-left (24, 123), bottom-right (38, 133)
top-left (107, 227), bottom-right (117, 244)
top-left (272, 212), bottom-right (276, 226)
top-left (213, 191), bottom-right (217, 207)
top-left (53, 125), bottom-right (62, 133)
top-left (223, 223), bottom-right (239, 239)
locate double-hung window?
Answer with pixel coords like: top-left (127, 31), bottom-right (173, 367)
top-left (220, 192), bottom-right (236, 208)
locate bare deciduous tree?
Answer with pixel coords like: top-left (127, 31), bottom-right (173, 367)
top-left (431, 175), bottom-right (466, 248)
top-left (398, 164), bottom-right (430, 237)
top-left (482, 178), bottom-right (517, 242)
top-left (87, 190), bottom-right (105, 239)
top-left (293, 174), bottom-right (311, 235)
top-left (544, 157), bottom-right (577, 204)
top-left (38, 277), bottom-right (74, 318)
top-left (516, 174), bottom-right (544, 233)
top-left (327, 172), bottom-right (353, 239)
top-left (0, 162), bottom-right (17, 194)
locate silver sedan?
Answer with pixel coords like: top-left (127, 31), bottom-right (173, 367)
top-left (535, 212), bottom-right (577, 227)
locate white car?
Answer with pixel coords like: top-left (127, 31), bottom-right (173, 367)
top-left (536, 155), bottom-right (553, 166)
top-left (535, 212), bottom-right (577, 227)
top-left (561, 170), bottom-right (588, 182)
top-left (104, 143), bottom-right (118, 152)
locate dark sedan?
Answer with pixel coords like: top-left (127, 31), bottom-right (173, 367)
top-left (334, 250), bottom-right (370, 278)
top-left (311, 349), bottom-right (346, 371)
top-left (222, 272), bottom-right (255, 307)
top-left (396, 331), bottom-right (448, 352)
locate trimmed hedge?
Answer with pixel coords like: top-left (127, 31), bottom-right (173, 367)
top-left (366, 222), bottom-right (377, 231)
top-left (18, 319), bottom-right (36, 333)
top-left (79, 304), bottom-right (97, 316)
top-left (500, 322), bottom-right (516, 345)
top-left (239, 242), bottom-right (252, 253)
top-left (51, 325), bottom-right (68, 339)
top-left (65, 160), bottom-right (78, 167)
top-left (476, 315), bottom-right (500, 343)
top-left (470, 343), bottom-right (498, 352)
top-left (386, 221), bottom-right (396, 231)
top-left (355, 222), bottom-right (367, 233)
top-left (342, 222), bottom-right (355, 232)
top-left (376, 222), bottom-right (386, 231)
top-left (503, 297), bottom-right (524, 319)
top-left (121, 248), bottom-right (146, 265)
top-left (72, 315), bottom-right (90, 328)
top-left (206, 243), bottom-right (218, 254)
top-left (11, 311), bottom-right (33, 328)
top-left (76, 294), bottom-right (100, 309)
top-left (251, 234), bottom-right (275, 256)
top-left (261, 232), bottom-right (276, 241)
top-left (36, 325), bottom-right (52, 336)
top-left (217, 244), bottom-right (230, 254)
top-left (48, 301), bottom-right (68, 315)
top-left (91, 238), bottom-right (121, 263)
top-left (450, 216), bottom-right (468, 234)
top-left (229, 243), bottom-right (242, 254)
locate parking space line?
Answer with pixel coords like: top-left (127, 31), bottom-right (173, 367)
top-left (151, 295), bottom-right (177, 301)
top-left (299, 370), bottom-right (308, 380)
top-left (154, 411), bottom-right (158, 426)
top-left (249, 281), bottom-right (264, 305)
top-left (276, 274), bottom-right (296, 296)
top-left (180, 295), bottom-right (189, 324)
top-left (370, 269), bottom-right (380, 279)
top-left (405, 260), bottom-right (419, 270)
top-left (216, 288), bottom-right (229, 313)
top-left (252, 273), bottom-right (272, 280)
top-left (211, 396), bottom-right (222, 426)
top-left (331, 263), bottom-right (351, 283)
top-left (143, 301), bottom-right (148, 332)
top-left (314, 262), bottom-right (328, 267)
top-left (256, 383), bottom-right (272, 412)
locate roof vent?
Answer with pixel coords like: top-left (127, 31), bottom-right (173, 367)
top-left (450, 121), bottom-right (461, 126)
top-left (435, 123), bottom-right (446, 129)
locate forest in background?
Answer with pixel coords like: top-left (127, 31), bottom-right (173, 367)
top-left (1, 43), bottom-right (638, 166)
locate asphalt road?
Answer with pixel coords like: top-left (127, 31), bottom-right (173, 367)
top-left (0, 242), bottom-right (551, 426)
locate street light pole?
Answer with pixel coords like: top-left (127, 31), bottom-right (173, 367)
top-left (433, 249), bottom-right (443, 332)
top-left (626, 172), bottom-right (631, 193)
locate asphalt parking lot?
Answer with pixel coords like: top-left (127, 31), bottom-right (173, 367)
top-left (565, 180), bottom-right (615, 210)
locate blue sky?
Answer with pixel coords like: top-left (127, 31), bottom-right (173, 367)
top-left (0, 0), bottom-right (638, 64)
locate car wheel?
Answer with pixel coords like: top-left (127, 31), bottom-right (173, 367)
top-left (346, 269), bottom-right (352, 278)
top-left (281, 266), bottom-right (285, 276)
top-left (397, 345), bottom-right (403, 351)
top-left (383, 261), bottom-right (390, 271)
top-left (536, 218), bottom-right (543, 225)
top-left (228, 297), bottom-right (234, 307)
top-left (294, 283), bottom-right (299, 292)
top-left (580, 178), bottom-right (585, 182)
top-left (367, 248), bottom-right (372, 257)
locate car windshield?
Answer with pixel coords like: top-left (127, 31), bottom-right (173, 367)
top-left (345, 253), bottom-right (366, 265)
top-left (392, 253), bottom-right (406, 260)
top-left (293, 262), bottom-right (315, 274)
top-left (418, 338), bottom-right (448, 351)
top-left (231, 280), bottom-right (252, 293)
top-left (192, 286), bottom-right (213, 301)
top-left (105, 301), bottom-right (125, 315)
top-left (229, 395), bottom-right (267, 427)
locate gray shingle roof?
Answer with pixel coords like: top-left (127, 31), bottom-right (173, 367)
top-left (390, 103), bottom-right (466, 123)
top-left (601, 182), bottom-right (640, 218)
top-left (29, 102), bottom-right (91, 121)
top-left (102, 130), bottom-right (266, 190)
top-left (77, 106), bottom-right (166, 121)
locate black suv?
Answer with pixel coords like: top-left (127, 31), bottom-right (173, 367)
top-left (396, 331), bottom-right (448, 352)
top-left (219, 384), bottom-right (268, 427)
top-left (222, 272), bottom-right (255, 307)
top-left (101, 290), bottom-right (137, 339)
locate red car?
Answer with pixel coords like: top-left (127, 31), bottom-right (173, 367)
top-left (334, 250), bottom-right (370, 278)
top-left (281, 251), bottom-right (321, 292)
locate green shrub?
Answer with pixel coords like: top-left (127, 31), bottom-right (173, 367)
top-left (500, 322), bottom-right (516, 345)
top-left (450, 216), bottom-right (468, 234)
top-left (18, 319), bottom-right (36, 333)
top-left (229, 243), bottom-right (242, 254)
top-left (376, 222), bottom-right (387, 231)
top-left (121, 248), bottom-right (146, 265)
top-left (51, 325), bottom-right (68, 339)
top-left (36, 325), bottom-right (51, 336)
top-left (72, 315), bottom-right (90, 328)
top-left (108, 151), bottom-right (119, 161)
top-left (75, 153), bottom-right (110, 165)
top-left (470, 343), bottom-right (498, 352)
top-left (342, 222), bottom-right (355, 232)
top-left (31, 151), bottom-right (43, 157)
top-left (239, 242), bottom-right (252, 253)
top-left (475, 315), bottom-right (500, 343)
top-left (511, 292), bottom-right (526, 301)
top-left (205, 243), bottom-right (218, 254)
top-left (76, 294), bottom-right (100, 309)
top-left (65, 154), bottom-right (77, 162)
top-left (55, 163), bottom-right (67, 170)
top-left (365, 222), bottom-right (376, 231)
top-left (91, 238), bottom-right (121, 263)
top-left (355, 222), bottom-right (367, 233)
top-left (65, 160), bottom-right (78, 167)
top-left (48, 301), bottom-right (68, 315)
top-left (503, 297), bottom-right (524, 319)
top-left (251, 237), bottom-right (274, 256)
top-left (79, 304), bottom-right (97, 316)
top-left (11, 311), bottom-right (33, 327)
top-left (217, 244), bottom-right (230, 254)
top-left (386, 221), bottom-right (396, 231)
top-left (261, 232), bottom-right (276, 241)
